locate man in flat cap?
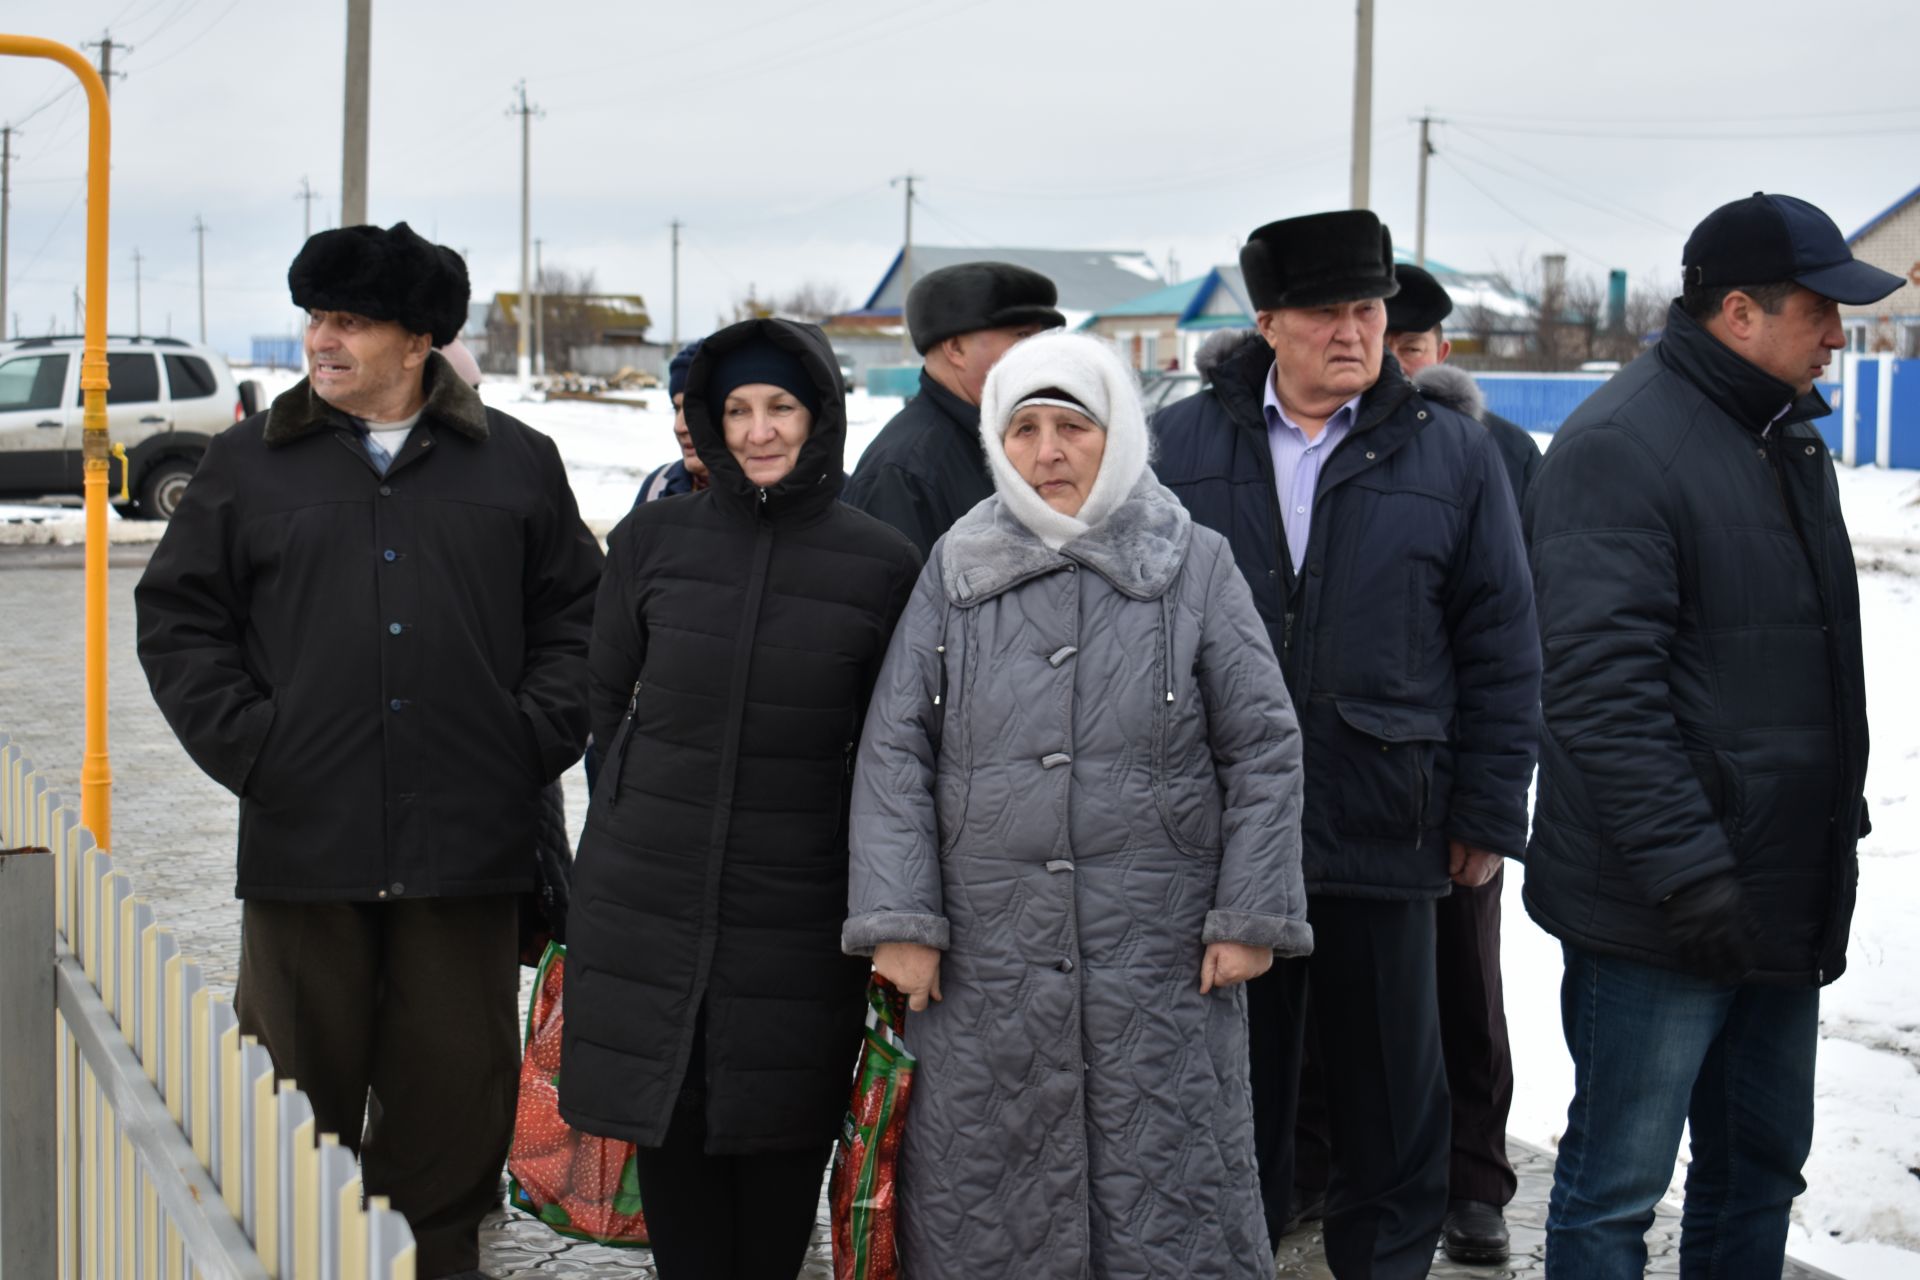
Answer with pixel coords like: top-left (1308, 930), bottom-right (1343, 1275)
top-left (1526, 193), bottom-right (1895, 1276)
top-left (844, 261), bottom-right (1063, 554)
top-left (1154, 210), bottom-right (1540, 1277)
top-left (137, 222), bottom-right (604, 1279)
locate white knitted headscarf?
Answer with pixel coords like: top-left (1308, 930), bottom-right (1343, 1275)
top-left (977, 331), bottom-right (1151, 550)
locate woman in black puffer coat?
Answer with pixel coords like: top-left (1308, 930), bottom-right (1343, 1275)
top-left (560, 318), bottom-right (921, 1278)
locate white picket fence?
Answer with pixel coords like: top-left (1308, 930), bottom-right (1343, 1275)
top-left (0, 734), bottom-right (417, 1279)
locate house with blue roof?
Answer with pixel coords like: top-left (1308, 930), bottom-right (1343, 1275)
top-left (1081, 251), bottom-right (1534, 372)
top-left (1841, 181), bottom-right (1920, 357)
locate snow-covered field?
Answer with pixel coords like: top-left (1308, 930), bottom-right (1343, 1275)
top-left (8, 372), bottom-right (1918, 1277)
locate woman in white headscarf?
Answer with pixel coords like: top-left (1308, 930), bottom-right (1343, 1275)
top-left (844, 331), bottom-right (1310, 1278)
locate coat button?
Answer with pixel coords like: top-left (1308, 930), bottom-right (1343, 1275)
top-left (1309, 562), bottom-right (1323, 576)
top-left (383, 549), bottom-right (397, 562)
top-left (389, 698), bottom-right (404, 711)
top-left (1805, 445), bottom-right (1816, 456)
top-left (376, 889), bottom-right (388, 899)
top-left (1416, 410), bottom-right (1428, 420)
top-left (379, 484), bottom-right (393, 496)
top-left (1365, 450), bottom-right (1376, 460)
top-left (1057, 958), bottom-right (1075, 973)
top-left (390, 883), bottom-right (405, 896)
top-left (388, 622), bottom-right (403, 635)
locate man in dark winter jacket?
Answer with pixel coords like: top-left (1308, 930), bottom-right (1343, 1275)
top-left (1527, 193), bottom-right (1891, 1278)
top-left (1153, 211), bottom-right (1540, 1278)
top-left (633, 339), bottom-right (707, 505)
top-left (842, 261), bottom-right (1064, 554)
top-left (136, 222), bottom-right (603, 1280)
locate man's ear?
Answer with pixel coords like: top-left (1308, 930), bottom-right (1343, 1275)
top-left (1254, 310), bottom-right (1284, 350)
top-left (1436, 336), bottom-right (1453, 364)
top-left (403, 331), bottom-right (434, 370)
top-left (939, 333), bottom-right (970, 369)
top-left (1721, 290), bottom-right (1760, 340)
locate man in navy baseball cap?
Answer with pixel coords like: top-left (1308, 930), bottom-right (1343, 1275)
top-left (1527, 191), bottom-right (1886, 1275)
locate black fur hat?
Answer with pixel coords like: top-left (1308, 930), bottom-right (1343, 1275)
top-left (906, 261), bottom-right (1066, 355)
top-left (1386, 264), bottom-right (1454, 334)
top-left (1240, 210), bottom-right (1399, 310)
top-left (287, 222), bottom-right (470, 346)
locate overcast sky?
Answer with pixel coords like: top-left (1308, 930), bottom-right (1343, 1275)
top-left (2, 0), bottom-right (1917, 359)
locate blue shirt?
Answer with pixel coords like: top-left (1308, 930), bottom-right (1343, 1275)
top-left (1263, 364), bottom-right (1360, 573)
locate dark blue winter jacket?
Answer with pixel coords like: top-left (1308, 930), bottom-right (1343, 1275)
top-left (1152, 332), bottom-right (1540, 899)
top-left (1522, 304), bottom-right (1869, 986)
top-left (632, 457), bottom-right (698, 508)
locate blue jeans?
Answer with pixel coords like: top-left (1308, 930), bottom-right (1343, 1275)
top-left (1544, 943), bottom-right (1819, 1279)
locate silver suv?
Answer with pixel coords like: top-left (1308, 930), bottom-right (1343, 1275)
top-left (0, 334), bottom-right (254, 519)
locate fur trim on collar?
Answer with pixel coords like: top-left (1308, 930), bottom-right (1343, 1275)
top-left (977, 331), bottom-right (1151, 550)
top-left (940, 472), bottom-right (1192, 605)
top-left (1196, 329), bottom-right (1264, 384)
top-left (263, 350), bottom-right (487, 447)
top-left (1411, 362), bottom-right (1485, 422)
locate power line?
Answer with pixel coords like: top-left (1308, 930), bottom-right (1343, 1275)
top-left (129, 0), bottom-right (247, 75)
top-left (1442, 103), bottom-right (1920, 129)
top-left (1451, 119), bottom-right (1920, 142)
top-left (1435, 153), bottom-right (1613, 271)
top-left (1445, 127), bottom-right (1685, 234)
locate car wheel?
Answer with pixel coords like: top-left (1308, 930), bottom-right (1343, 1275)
top-left (136, 457), bottom-right (198, 520)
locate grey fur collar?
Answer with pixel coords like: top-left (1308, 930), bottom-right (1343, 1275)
top-left (263, 351), bottom-right (487, 447)
top-left (940, 472), bottom-right (1192, 605)
top-left (1411, 363), bottom-right (1486, 422)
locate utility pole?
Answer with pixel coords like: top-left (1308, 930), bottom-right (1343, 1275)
top-left (192, 216), bottom-right (208, 341)
top-left (84, 32), bottom-right (129, 102)
top-left (533, 238), bottom-right (544, 377)
top-left (71, 286), bottom-right (80, 333)
top-left (1350, 0), bottom-right (1373, 209)
top-left (669, 219), bottom-right (682, 351)
top-left (342, 0), bottom-right (371, 225)
top-left (508, 80), bottom-right (542, 383)
top-left (891, 173), bottom-right (919, 359)
top-left (1415, 115), bottom-right (1437, 268)
top-left (296, 176), bottom-right (320, 241)
top-left (132, 248), bottom-right (143, 335)
top-left (1, 125), bottom-right (11, 341)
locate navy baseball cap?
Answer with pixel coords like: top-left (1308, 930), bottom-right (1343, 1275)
top-left (1683, 193), bottom-right (1903, 306)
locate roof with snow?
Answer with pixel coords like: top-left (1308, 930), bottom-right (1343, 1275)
top-left (1079, 252), bottom-right (1532, 335)
top-left (489, 292), bottom-right (653, 334)
top-left (1847, 180), bottom-right (1920, 244)
top-left (853, 246), bottom-right (1165, 318)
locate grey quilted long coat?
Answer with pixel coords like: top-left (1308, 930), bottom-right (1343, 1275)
top-left (843, 474), bottom-right (1310, 1279)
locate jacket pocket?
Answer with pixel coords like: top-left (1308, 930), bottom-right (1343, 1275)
top-left (1330, 698), bottom-right (1450, 842)
top-left (1684, 748), bottom-right (1740, 844)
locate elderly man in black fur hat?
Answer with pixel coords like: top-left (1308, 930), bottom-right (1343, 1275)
top-left (1153, 211), bottom-right (1540, 1278)
top-left (843, 260), bottom-right (1064, 554)
top-left (136, 222), bottom-right (603, 1280)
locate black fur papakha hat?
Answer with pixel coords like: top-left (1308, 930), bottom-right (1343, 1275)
top-left (1240, 210), bottom-right (1399, 310)
top-left (288, 222), bottom-right (471, 346)
top-left (907, 261), bottom-right (1066, 355)
top-left (1386, 264), bottom-right (1454, 334)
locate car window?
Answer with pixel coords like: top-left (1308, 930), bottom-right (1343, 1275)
top-left (76, 352), bottom-right (161, 405)
top-left (164, 354), bottom-right (219, 400)
top-left (0, 353), bottom-right (70, 412)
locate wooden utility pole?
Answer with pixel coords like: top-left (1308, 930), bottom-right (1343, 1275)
top-left (296, 175), bottom-right (320, 241)
top-left (533, 237), bottom-right (544, 377)
top-left (1, 125), bottom-right (11, 341)
top-left (892, 173), bottom-right (919, 359)
top-left (341, 0), bottom-right (370, 225)
top-left (670, 219), bottom-right (681, 351)
top-left (1415, 115), bottom-right (1436, 268)
top-left (84, 32), bottom-right (127, 101)
top-left (192, 215), bottom-right (207, 341)
top-left (1350, 0), bottom-right (1373, 209)
top-left (508, 79), bottom-right (541, 383)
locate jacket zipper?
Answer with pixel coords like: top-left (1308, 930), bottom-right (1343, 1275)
top-left (605, 679), bottom-right (643, 805)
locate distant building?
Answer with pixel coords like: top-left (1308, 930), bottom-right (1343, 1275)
top-left (1842, 183), bottom-right (1920, 356)
top-left (484, 292), bottom-right (662, 377)
top-left (825, 246), bottom-right (1166, 384)
top-left (1078, 252), bottom-right (1534, 372)
top-left (250, 335), bottom-right (303, 369)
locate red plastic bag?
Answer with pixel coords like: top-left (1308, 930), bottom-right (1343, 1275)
top-left (830, 976), bottom-right (917, 1280)
top-left (506, 942), bottom-right (650, 1246)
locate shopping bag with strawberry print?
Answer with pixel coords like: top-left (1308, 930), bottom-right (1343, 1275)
top-left (506, 941), bottom-right (650, 1246)
top-left (829, 975), bottom-right (917, 1280)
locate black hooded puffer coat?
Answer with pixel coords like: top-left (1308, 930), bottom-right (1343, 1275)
top-left (559, 318), bottom-right (922, 1152)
